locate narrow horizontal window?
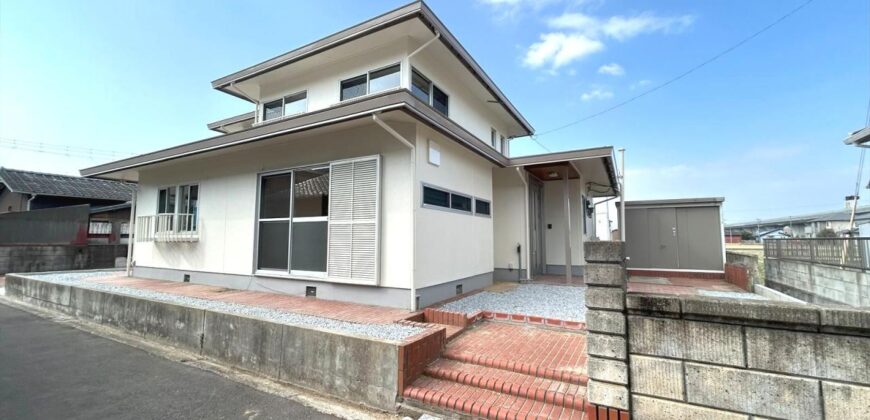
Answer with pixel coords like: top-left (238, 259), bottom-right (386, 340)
top-left (450, 194), bottom-right (472, 212)
top-left (263, 99), bottom-right (283, 121)
top-left (411, 69), bottom-right (431, 103)
top-left (432, 85), bottom-right (449, 116)
top-left (423, 186), bottom-right (450, 208)
top-left (283, 91), bottom-right (307, 116)
top-left (368, 64), bottom-right (400, 94)
top-left (475, 199), bottom-right (491, 216)
top-left (340, 74), bottom-right (367, 101)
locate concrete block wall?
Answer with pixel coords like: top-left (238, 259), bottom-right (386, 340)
top-left (4, 274), bottom-right (405, 411)
top-left (0, 244), bottom-right (127, 275)
top-left (584, 241), bottom-right (631, 418)
top-left (765, 258), bottom-right (870, 307)
top-left (626, 293), bottom-right (870, 419)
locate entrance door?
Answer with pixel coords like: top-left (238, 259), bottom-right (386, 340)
top-left (529, 179), bottom-right (545, 276)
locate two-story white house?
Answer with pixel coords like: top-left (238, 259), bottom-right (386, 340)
top-left (81, 1), bottom-right (619, 310)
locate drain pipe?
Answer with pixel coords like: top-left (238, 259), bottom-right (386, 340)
top-left (126, 188), bottom-right (137, 277)
top-left (26, 194), bottom-right (37, 211)
top-left (618, 148), bottom-right (626, 242)
top-left (372, 113), bottom-right (417, 310)
top-left (515, 167), bottom-right (530, 280)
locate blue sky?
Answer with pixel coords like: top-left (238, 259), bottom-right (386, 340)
top-left (0, 0), bottom-right (868, 223)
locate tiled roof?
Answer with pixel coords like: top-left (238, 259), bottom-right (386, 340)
top-left (0, 167), bottom-right (134, 202)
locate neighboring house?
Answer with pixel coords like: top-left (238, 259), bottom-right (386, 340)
top-left (0, 167), bottom-right (135, 245)
top-left (0, 167), bottom-right (133, 213)
top-left (80, 2), bottom-right (619, 310)
top-left (726, 205), bottom-right (870, 238)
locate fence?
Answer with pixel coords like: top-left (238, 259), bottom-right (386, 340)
top-left (136, 213), bottom-right (199, 242)
top-left (763, 237), bottom-right (870, 270)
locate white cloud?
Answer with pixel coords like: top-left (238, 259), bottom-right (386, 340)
top-left (581, 88), bottom-right (614, 101)
top-left (598, 62), bottom-right (625, 76)
top-left (524, 33), bottom-right (604, 70)
top-left (478, 0), bottom-right (564, 22)
top-left (524, 11), bottom-right (695, 71)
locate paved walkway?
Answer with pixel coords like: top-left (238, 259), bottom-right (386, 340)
top-left (0, 303), bottom-right (339, 420)
top-left (88, 274), bottom-right (411, 324)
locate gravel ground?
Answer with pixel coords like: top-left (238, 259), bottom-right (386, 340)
top-left (698, 290), bottom-right (768, 301)
top-left (440, 284), bottom-right (587, 322)
top-left (28, 271), bottom-right (423, 342)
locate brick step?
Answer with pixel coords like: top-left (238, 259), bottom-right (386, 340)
top-left (403, 377), bottom-right (587, 420)
top-left (443, 348), bottom-right (588, 386)
top-left (425, 359), bottom-right (587, 410)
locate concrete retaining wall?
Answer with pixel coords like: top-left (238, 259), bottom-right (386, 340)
top-left (4, 273), bottom-right (401, 411)
top-left (625, 293), bottom-right (870, 419)
top-left (766, 257), bottom-right (870, 307)
top-left (0, 244), bottom-right (127, 275)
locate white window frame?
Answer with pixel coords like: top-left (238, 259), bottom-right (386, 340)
top-left (410, 67), bottom-right (449, 116)
top-left (339, 63), bottom-right (401, 102)
top-left (156, 183), bottom-right (200, 232)
top-left (474, 198), bottom-right (492, 218)
top-left (254, 164), bottom-right (330, 280)
top-left (421, 183), bottom-right (475, 215)
top-left (260, 90), bottom-right (308, 123)
top-left (88, 220), bottom-right (112, 235)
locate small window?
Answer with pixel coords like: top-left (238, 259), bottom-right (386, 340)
top-left (475, 199), bottom-right (491, 216)
top-left (368, 64), bottom-right (400, 94)
top-left (88, 221), bottom-right (112, 235)
top-left (423, 186), bottom-right (450, 208)
top-left (498, 135), bottom-right (505, 153)
top-left (340, 74), bottom-right (367, 101)
top-left (490, 129), bottom-right (498, 148)
top-left (432, 85), bottom-right (449, 116)
top-left (283, 91), bottom-right (307, 116)
top-left (263, 99), bottom-right (283, 121)
top-left (450, 194), bottom-right (472, 212)
top-left (411, 69), bottom-right (431, 103)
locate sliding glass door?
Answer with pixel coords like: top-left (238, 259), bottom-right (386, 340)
top-left (256, 168), bottom-right (330, 276)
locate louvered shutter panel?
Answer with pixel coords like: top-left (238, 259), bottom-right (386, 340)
top-left (327, 156), bottom-right (380, 283)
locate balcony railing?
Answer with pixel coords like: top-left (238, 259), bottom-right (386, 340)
top-left (136, 213), bottom-right (199, 242)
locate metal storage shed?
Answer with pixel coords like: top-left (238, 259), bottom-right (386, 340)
top-left (618, 197), bottom-right (725, 272)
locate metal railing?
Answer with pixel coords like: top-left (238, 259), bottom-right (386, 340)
top-left (764, 237), bottom-right (870, 270)
top-left (136, 213), bottom-right (199, 242)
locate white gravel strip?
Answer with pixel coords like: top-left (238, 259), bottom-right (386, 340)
top-left (440, 284), bottom-right (587, 322)
top-left (698, 290), bottom-right (768, 301)
top-left (28, 271), bottom-right (424, 342)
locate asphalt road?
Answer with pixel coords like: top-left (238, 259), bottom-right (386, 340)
top-left (0, 302), bottom-right (339, 420)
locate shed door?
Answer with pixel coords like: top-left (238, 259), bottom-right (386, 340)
top-left (648, 208), bottom-right (679, 269)
top-left (676, 207), bottom-right (723, 270)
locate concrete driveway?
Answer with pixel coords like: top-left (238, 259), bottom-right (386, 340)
top-left (0, 302), bottom-right (339, 420)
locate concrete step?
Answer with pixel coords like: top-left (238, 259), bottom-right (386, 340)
top-left (442, 347), bottom-right (588, 386)
top-left (424, 359), bottom-right (587, 410)
top-left (403, 377), bottom-right (587, 420)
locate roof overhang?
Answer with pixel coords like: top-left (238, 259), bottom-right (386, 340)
top-left (509, 147), bottom-right (620, 197)
top-left (207, 112), bottom-right (255, 134)
top-left (81, 89), bottom-right (516, 180)
top-left (844, 127), bottom-right (870, 147)
top-left (209, 1), bottom-right (533, 136)
top-left (619, 197), bottom-right (725, 209)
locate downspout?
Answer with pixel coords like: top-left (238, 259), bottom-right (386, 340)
top-left (515, 167), bottom-right (530, 280)
top-left (372, 113), bottom-right (417, 310)
top-left (618, 148), bottom-right (626, 242)
top-left (126, 189), bottom-right (137, 277)
top-left (26, 194), bottom-right (37, 211)
top-left (564, 166), bottom-right (572, 283)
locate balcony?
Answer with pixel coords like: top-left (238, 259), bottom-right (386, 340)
top-left (136, 213), bottom-right (199, 242)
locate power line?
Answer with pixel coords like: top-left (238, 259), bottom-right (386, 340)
top-left (532, 0), bottom-right (816, 138)
top-left (0, 138), bottom-right (135, 160)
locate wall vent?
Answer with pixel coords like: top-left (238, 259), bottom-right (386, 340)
top-left (306, 286), bottom-right (317, 297)
top-left (183, 274), bottom-right (190, 283)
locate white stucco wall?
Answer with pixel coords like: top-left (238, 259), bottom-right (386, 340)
top-left (134, 122), bottom-right (414, 290)
top-left (414, 124), bottom-right (494, 288)
top-left (543, 177), bottom-right (594, 267)
top-left (492, 167), bottom-right (527, 272)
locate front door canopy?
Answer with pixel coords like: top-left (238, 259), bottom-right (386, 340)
top-left (510, 147), bottom-right (619, 197)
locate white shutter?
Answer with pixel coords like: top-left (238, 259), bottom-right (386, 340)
top-left (327, 156), bottom-right (380, 284)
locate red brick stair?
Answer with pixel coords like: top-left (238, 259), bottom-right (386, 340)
top-left (422, 307), bottom-right (475, 341)
top-left (402, 321), bottom-right (590, 419)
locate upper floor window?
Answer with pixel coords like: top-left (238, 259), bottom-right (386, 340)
top-left (410, 68), bottom-right (449, 117)
top-left (490, 129), bottom-right (504, 153)
top-left (263, 91), bottom-right (308, 122)
top-left (340, 63), bottom-right (400, 101)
